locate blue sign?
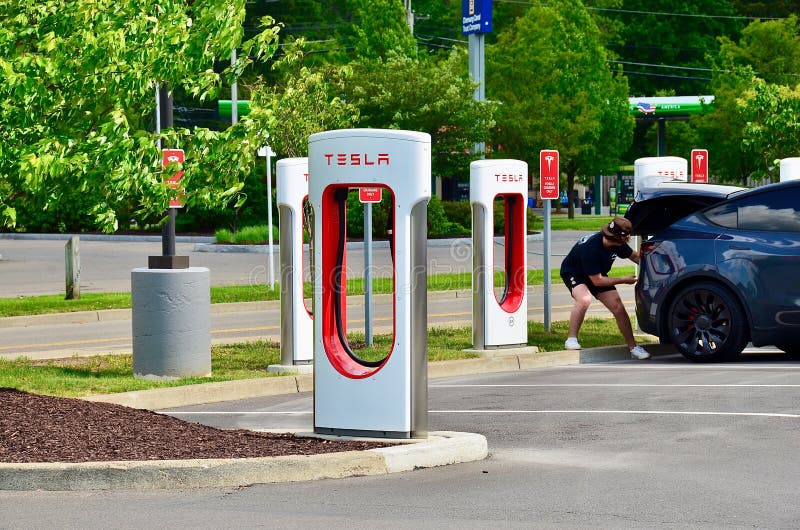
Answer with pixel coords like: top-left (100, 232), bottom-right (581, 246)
top-left (462, 0), bottom-right (492, 35)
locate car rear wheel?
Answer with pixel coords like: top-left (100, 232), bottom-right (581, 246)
top-left (667, 282), bottom-right (748, 362)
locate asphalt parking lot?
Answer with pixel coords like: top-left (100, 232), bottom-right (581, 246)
top-left (4, 349), bottom-right (798, 528)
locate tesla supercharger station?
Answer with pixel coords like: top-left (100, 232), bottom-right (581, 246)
top-left (634, 156), bottom-right (688, 189)
top-left (470, 159), bottom-right (528, 350)
top-left (268, 158), bottom-right (313, 375)
top-left (780, 158), bottom-right (800, 181)
top-left (309, 129), bottom-right (431, 439)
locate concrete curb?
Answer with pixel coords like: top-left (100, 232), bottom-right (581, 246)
top-left (0, 233), bottom-right (214, 243)
top-left (0, 301), bottom-right (281, 329)
top-left (0, 290), bottom-right (483, 330)
top-left (0, 431), bottom-right (487, 491)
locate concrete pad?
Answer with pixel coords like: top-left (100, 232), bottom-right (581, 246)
top-left (85, 377), bottom-right (303, 410)
top-left (267, 363), bottom-right (313, 375)
top-left (462, 345), bottom-right (540, 357)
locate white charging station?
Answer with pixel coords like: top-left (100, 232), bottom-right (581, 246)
top-left (268, 158), bottom-right (313, 375)
top-left (780, 158), bottom-right (800, 181)
top-left (309, 129), bottom-right (430, 439)
top-left (470, 159), bottom-right (528, 349)
top-left (634, 156), bottom-right (688, 189)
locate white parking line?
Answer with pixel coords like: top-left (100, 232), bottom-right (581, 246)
top-left (163, 410), bottom-right (800, 419)
top-left (541, 364), bottom-right (800, 370)
top-left (434, 384), bottom-right (800, 388)
top-left (431, 410), bottom-right (800, 418)
top-left (162, 411), bottom-right (311, 415)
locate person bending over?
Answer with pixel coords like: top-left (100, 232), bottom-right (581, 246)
top-left (559, 217), bottom-right (650, 360)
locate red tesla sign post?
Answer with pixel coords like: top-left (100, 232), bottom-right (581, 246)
top-left (539, 150), bottom-right (559, 200)
top-left (359, 186), bottom-right (382, 346)
top-left (540, 149), bottom-right (559, 331)
top-left (691, 149), bottom-right (708, 183)
top-left (162, 148), bottom-right (185, 208)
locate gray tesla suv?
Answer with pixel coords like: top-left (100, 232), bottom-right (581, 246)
top-left (626, 180), bottom-right (800, 362)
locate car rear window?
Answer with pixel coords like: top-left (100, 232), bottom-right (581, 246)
top-left (703, 188), bottom-right (800, 232)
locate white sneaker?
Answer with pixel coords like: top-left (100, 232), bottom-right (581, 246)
top-left (630, 345), bottom-right (650, 360)
top-left (565, 337), bottom-right (581, 350)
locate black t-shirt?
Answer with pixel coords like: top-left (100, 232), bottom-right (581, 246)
top-left (560, 232), bottom-right (633, 278)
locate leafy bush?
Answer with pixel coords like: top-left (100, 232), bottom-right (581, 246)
top-left (441, 201), bottom-right (472, 231)
top-left (215, 225), bottom-right (278, 244)
top-left (493, 199), bottom-right (540, 235)
top-left (428, 196), bottom-right (469, 237)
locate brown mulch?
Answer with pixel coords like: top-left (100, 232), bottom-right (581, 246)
top-left (0, 388), bottom-right (388, 464)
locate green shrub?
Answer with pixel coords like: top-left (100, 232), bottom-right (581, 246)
top-left (428, 196), bottom-right (469, 237)
top-left (493, 199), bottom-right (540, 235)
top-left (441, 201), bottom-right (472, 230)
top-left (214, 225), bottom-right (278, 244)
top-left (215, 228), bottom-right (234, 243)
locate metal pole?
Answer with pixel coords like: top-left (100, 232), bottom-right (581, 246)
top-left (404, 0), bottom-right (414, 33)
top-left (266, 149), bottom-right (275, 288)
top-left (155, 85), bottom-right (161, 149)
top-left (163, 209), bottom-right (177, 256)
top-left (158, 84), bottom-right (176, 258)
top-left (468, 33), bottom-right (485, 156)
top-left (543, 198), bottom-right (552, 331)
top-left (364, 202), bottom-right (373, 346)
top-left (231, 49), bottom-right (238, 125)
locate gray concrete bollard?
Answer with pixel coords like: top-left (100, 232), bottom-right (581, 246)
top-left (131, 267), bottom-right (211, 380)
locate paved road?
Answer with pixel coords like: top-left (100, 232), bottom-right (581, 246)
top-left (1, 231), bottom-right (642, 359)
top-left (0, 286), bottom-right (640, 359)
top-left (3, 352), bottom-right (799, 528)
top-left (0, 232), bottom-right (602, 297)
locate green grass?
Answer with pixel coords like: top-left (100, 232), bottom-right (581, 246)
top-left (0, 267), bottom-right (636, 318)
top-left (0, 318), bottom-right (647, 398)
top-left (215, 225), bottom-right (279, 245)
top-left (530, 214), bottom-right (613, 232)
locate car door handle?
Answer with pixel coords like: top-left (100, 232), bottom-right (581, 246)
top-left (729, 245), bottom-right (750, 250)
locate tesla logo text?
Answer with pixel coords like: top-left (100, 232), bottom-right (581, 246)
top-left (656, 169), bottom-right (686, 178)
top-left (544, 155), bottom-right (554, 171)
top-left (323, 153), bottom-right (390, 166)
top-left (495, 173), bottom-right (524, 183)
top-left (694, 153), bottom-right (705, 167)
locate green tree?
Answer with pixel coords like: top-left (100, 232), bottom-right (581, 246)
top-left (696, 17), bottom-right (800, 185)
top-left (738, 79), bottom-right (800, 182)
top-left (249, 50), bottom-right (360, 158)
top-left (339, 0), bottom-right (417, 60)
top-left (343, 48), bottom-right (496, 180)
top-left (0, 0), bottom-right (280, 232)
top-left (607, 0), bottom-right (743, 96)
top-left (732, 1), bottom-right (800, 18)
top-left (488, 0), bottom-right (633, 218)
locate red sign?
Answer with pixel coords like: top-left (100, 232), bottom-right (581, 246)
top-left (162, 148), bottom-right (184, 208)
top-left (358, 187), bottom-right (382, 204)
top-left (539, 150), bottom-right (559, 200)
top-left (691, 149), bottom-right (708, 183)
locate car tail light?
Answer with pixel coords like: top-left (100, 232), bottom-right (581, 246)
top-left (640, 240), bottom-right (662, 255)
